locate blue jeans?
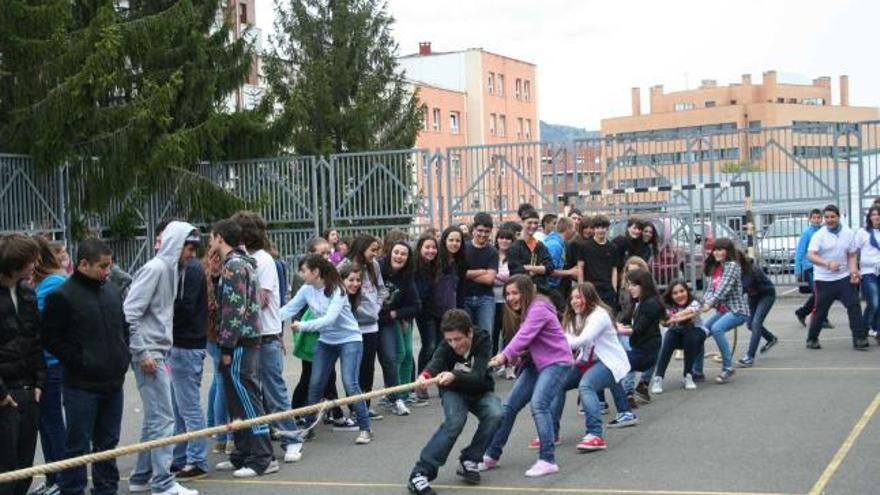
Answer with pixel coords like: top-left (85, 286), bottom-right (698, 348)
top-left (130, 356), bottom-right (176, 493)
top-left (550, 364), bottom-right (622, 436)
top-left (862, 274), bottom-right (880, 333)
top-left (463, 295), bottom-right (496, 343)
top-left (206, 342), bottom-right (229, 443)
top-left (39, 365), bottom-right (66, 486)
top-left (746, 295), bottom-right (776, 359)
top-left (169, 347), bottom-right (208, 471)
top-left (307, 341), bottom-right (370, 431)
top-left (617, 335), bottom-right (635, 394)
top-left (693, 311), bottom-right (749, 372)
top-left (413, 390), bottom-right (502, 480)
top-left (60, 386), bottom-right (123, 495)
top-left (259, 338), bottom-right (300, 447)
top-left (486, 362), bottom-right (571, 464)
top-left (610, 346), bottom-right (657, 412)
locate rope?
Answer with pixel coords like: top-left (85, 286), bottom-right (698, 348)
top-left (0, 377), bottom-right (440, 484)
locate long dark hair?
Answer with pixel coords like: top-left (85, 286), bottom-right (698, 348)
top-left (624, 269), bottom-right (662, 321)
top-left (703, 237), bottom-right (748, 276)
top-left (642, 222), bottom-right (660, 256)
top-left (382, 229), bottom-right (410, 257)
top-left (563, 282), bottom-right (612, 336)
top-left (662, 279), bottom-right (694, 309)
top-left (381, 240), bottom-right (414, 280)
top-left (415, 235), bottom-right (439, 281)
top-left (866, 206), bottom-right (880, 251)
top-left (299, 254), bottom-right (344, 298)
top-left (502, 274), bottom-right (546, 343)
top-left (338, 262), bottom-right (362, 312)
top-left (439, 226), bottom-right (466, 274)
top-left (32, 235), bottom-right (63, 285)
top-left (348, 234), bottom-right (380, 287)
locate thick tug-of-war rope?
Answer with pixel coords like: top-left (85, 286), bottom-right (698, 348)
top-left (0, 377), bottom-right (441, 484)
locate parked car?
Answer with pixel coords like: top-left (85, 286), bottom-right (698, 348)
top-left (757, 218), bottom-right (805, 274)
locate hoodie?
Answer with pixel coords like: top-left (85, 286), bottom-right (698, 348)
top-left (125, 221), bottom-right (198, 360)
top-left (217, 249), bottom-right (263, 354)
top-left (338, 258), bottom-right (386, 329)
top-left (172, 256), bottom-right (208, 349)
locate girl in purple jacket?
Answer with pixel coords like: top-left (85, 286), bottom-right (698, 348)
top-left (481, 275), bottom-right (573, 478)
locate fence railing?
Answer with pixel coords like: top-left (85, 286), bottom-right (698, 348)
top-left (2, 121), bottom-right (879, 286)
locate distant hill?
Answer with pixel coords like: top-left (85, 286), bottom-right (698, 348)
top-left (540, 121), bottom-right (600, 142)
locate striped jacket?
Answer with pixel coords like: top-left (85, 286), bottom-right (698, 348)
top-left (702, 261), bottom-right (750, 317)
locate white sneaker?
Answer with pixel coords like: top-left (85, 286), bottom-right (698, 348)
top-left (233, 460), bottom-right (279, 478)
top-left (214, 461), bottom-right (235, 471)
top-left (284, 443), bottom-right (303, 463)
top-left (649, 376), bottom-right (663, 394)
top-left (391, 399), bottom-right (410, 416)
top-left (355, 430), bottom-right (373, 445)
top-left (154, 483), bottom-right (198, 495)
top-left (683, 373), bottom-right (697, 390)
top-left (224, 440), bottom-right (234, 455)
top-left (128, 483), bottom-right (150, 493)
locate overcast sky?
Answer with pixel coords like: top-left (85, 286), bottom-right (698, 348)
top-left (257, 0), bottom-right (880, 129)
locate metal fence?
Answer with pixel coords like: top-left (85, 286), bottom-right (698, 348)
top-left (2, 120), bottom-right (879, 285)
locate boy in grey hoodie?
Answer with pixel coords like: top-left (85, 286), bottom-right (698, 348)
top-left (125, 221), bottom-right (201, 495)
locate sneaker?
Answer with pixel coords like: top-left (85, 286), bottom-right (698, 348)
top-left (527, 436), bottom-right (561, 449)
top-left (175, 465), bottom-right (207, 480)
top-left (355, 430), bottom-right (373, 445)
top-left (715, 368), bottom-right (735, 384)
top-left (214, 461), bottom-right (235, 472)
top-left (806, 340), bottom-right (822, 350)
top-left (455, 460), bottom-right (481, 484)
top-left (869, 329), bottom-right (878, 338)
top-left (691, 372), bottom-right (706, 382)
top-left (495, 365), bottom-right (507, 377)
top-left (153, 483), bottom-right (198, 495)
top-left (607, 412), bottom-right (639, 428)
top-left (505, 367), bottom-right (516, 380)
top-left (477, 455), bottom-right (499, 472)
top-left (233, 460), bottom-right (279, 478)
top-left (760, 337), bottom-right (778, 354)
top-left (404, 393), bottom-right (418, 406)
top-left (302, 428), bottom-right (316, 442)
top-left (284, 443), bottom-right (303, 463)
top-left (634, 382), bottom-right (651, 403)
top-left (822, 320), bottom-right (834, 329)
top-left (170, 464), bottom-right (184, 474)
top-left (673, 349), bottom-right (684, 360)
top-left (626, 394), bottom-right (639, 409)
top-left (524, 460), bottom-right (559, 477)
top-left (378, 396), bottom-right (393, 409)
top-left (28, 483), bottom-right (50, 495)
top-left (332, 417), bottom-right (359, 431)
top-left (368, 409), bottom-right (384, 420)
top-left (576, 434), bottom-right (607, 452)
top-left (42, 486), bottom-right (59, 495)
top-left (854, 338), bottom-right (870, 350)
top-left (737, 356), bottom-right (754, 368)
top-left (407, 473), bottom-right (436, 495)
top-left (128, 483), bottom-right (150, 493)
top-left (224, 440), bottom-right (234, 455)
top-left (413, 391), bottom-right (430, 408)
top-left (391, 399), bottom-right (411, 416)
top-left (683, 373), bottom-right (697, 390)
top-left (795, 311), bottom-right (807, 327)
top-left (649, 376), bottom-right (663, 394)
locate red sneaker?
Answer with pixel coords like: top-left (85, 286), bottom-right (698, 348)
top-left (527, 436), bottom-right (561, 449)
top-left (576, 434), bottom-right (607, 452)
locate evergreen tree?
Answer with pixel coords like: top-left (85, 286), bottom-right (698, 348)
top-left (0, 0), bottom-right (272, 223)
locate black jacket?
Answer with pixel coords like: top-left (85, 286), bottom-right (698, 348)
top-left (742, 262), bottom-right (775, 298)
top-left (42, 271), bottom-right (130, 393)
top-left (507, 239), bottom-right (554, 293)
top-left (173, 257), bottom-right (208, 349)
top-left (0, 281), bottom-right (46, 398)
top-left (378, 258), bottom-right (422, 325)
top-left (629, 296), bottom-right (664, 350)
top-left (613, 235), bottom-right (652, 267)
top-left (421, 328), bottom-right (494, 397)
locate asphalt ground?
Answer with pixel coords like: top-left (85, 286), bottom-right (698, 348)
top-left (33, 298), bottom-right (880, 495)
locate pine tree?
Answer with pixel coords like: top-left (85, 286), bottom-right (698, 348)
top-left (0, 0), bottom-right (273, 224)
top-left (263, 0), bottom-right (426, 229)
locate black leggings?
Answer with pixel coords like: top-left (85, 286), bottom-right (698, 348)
top-left (655, 325), bottom-right (706, 378)
top-left (359, 332), bottom-right (380, 407)
top-left (291, 360), bottom-right (344, 419)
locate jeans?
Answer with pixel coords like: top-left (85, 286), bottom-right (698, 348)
top-left (307, 341), bottom-right (370, 431)
top-left (862, 274), bottom-right (880, 333)
top-left (415, 316), bottom-right (441, 375)
top-left (693, 311), bottom-right (749, 372)
top-left (486, 362), bottom-right (571, 464)
top-left (397, 321), bottom-right (415, 386)
top-left (38, 366), bottom-right (66, 486)
top-left (378, 322), bottom-right (402, 401)
top-left (578, 363), bottom-right (617, 437)
top-left (654, 326), bottom-right (705, 378)
top-left (808, 278), bottom-right (867, 343)
top-left (206, 342), bottom-right (228, 443)
top-left (550, 367), bottom-right (585, 437)
top-left (359, 332), bottom-right (379, 407)
top-left (746, 294), bottom-right (777, 359)
top-left (221, 346), bottom-right (274, 473)
top-left (291, 360), bottom-right (345, 419)
top-left (130, 357), bottom-right (176, 493)
top-left (413, 390), bottom-right (502, 480)
top-left (0, 388), bottom-right (39, 495)
top-left (169, 347), bottom-right (208, 470)
top-left (492, 303), bottom-right (505, 355)
top-left (59, 386), bottom-right (123, 495)
top-left (463, 295), bottom-right (497, 344)
top-left (616, 335), bottom-right (635, 395)
top-left (259, 338), bottom-right (300, 447)
top-left (611, 346), bottom-right (657, 411)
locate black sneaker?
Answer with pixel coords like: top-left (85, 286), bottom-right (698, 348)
top-left (854, 338), bottom-right (870, 350)
top-left (176, 465), bottom-right (207, 480)
top-left (760, 336), bottom-right (779, 354)
top-left (806, 340), bottom-right (822, 350)
top-left (407, 473), bottom-right (436, 495)
top-left (795, 311), bottom-right (807, 328)
top-left (169, 464), bottom-right (184, 474)
top-left (691, 372), bottom-right (706, 382)
top-left (456, 460), bottom-right (481, 485)
top-left (634, 382), bottom-right (651, 403)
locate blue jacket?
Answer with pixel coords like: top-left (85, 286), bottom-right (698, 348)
top-left (543, 232), bottom-right (565, 289)
top-left (795, 224), bottom-right (820, 275)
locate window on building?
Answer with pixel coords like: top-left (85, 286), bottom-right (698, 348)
top-left (525, 119), bottom-right (532, 139)
top-left (749, 146), bottom-right (764, 160)
top-left (787, 98), bottom-right (798, 104)
top-left (432, 108), bottom-right (441, 132)
top-left (421, 110), bottom-right (428, 131)
top-left (497, 74), bottom-right (505, 96)
top-left (776, 97), bottom-right (785, 103)
top-left (498, 115), bottom-right (506, 137)
top-left (515, 78), bottom-right (522, 100)
top-left (519, 194), bottom-right (527, 206)
top-left (489, 113), bottom-right (497, 135)
top-left (526, 157), bottom-right (534, 176)
top-left (730, 99), bottom-right (737, 105)
top-left (487, 72), bottom-right (495, 94)
top-left (449, 111), bottom-right (460, 133)
top-left (450, 152), bottom-right (462, 177)
top-left (803, 97), bottom-right (825, 106)
top-left (673, 102), bottom-right (695, 112)
top-left (495, 196), bottom-right (509, 211)
top-left (705, 101), bottom-right (716, 108)
top-left (524, 80), bottom-right (531, 102)
top-left (517, 118), bottom-right (524, 139)
top-left (239, 3), bottom-right (248, 23)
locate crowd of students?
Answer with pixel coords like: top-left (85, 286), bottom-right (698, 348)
top-left (1, 199), bottom-right (879, 495)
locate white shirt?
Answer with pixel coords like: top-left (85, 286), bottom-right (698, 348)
top-left (252, 249), bottom-right (281, 336)
top-left (808, 226), bottom-right (857, 282)
top-left (855, 228), bottom-right (880, 275)
top-left (564, 308), bottom-right (631, 382)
